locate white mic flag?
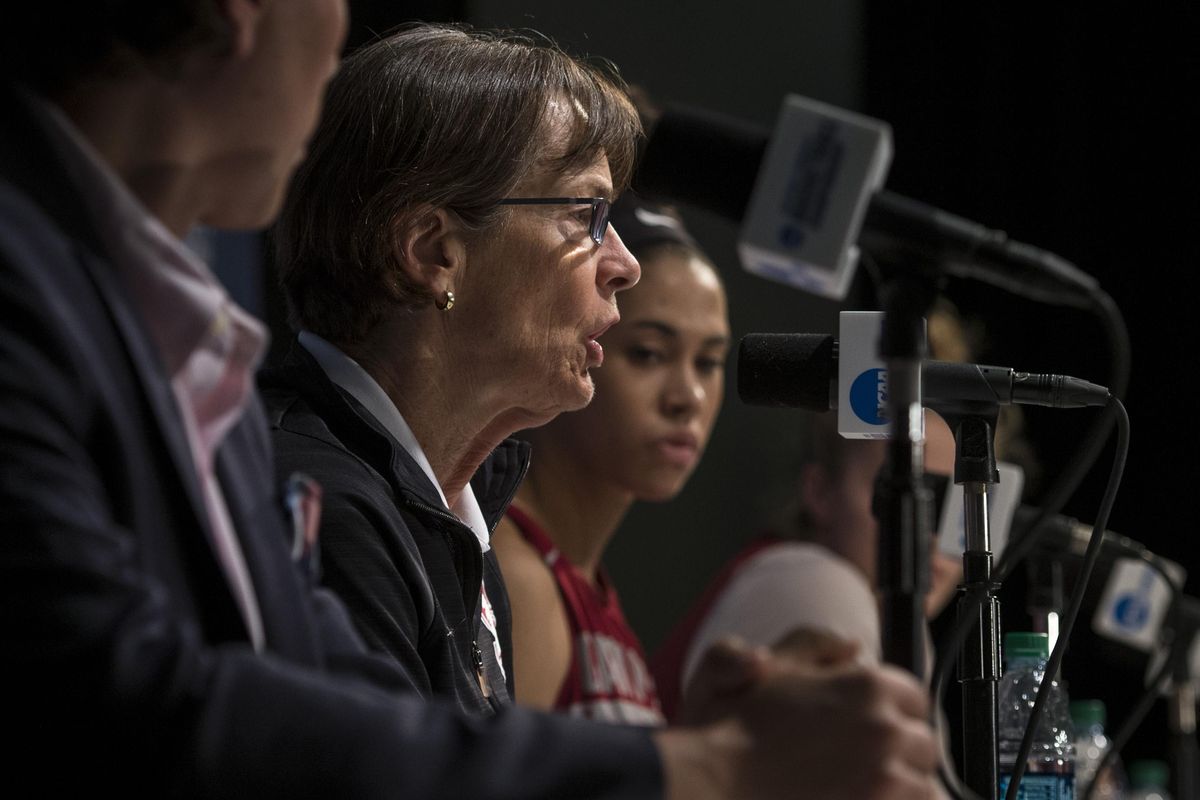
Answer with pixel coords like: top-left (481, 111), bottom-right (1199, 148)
top-left (739, 96), bottom-right (892, 300)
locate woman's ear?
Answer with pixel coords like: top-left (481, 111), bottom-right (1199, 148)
top-left (391, 207), bottom-right (465, 299)
top-left (798, 463), bottom-right (835, 530)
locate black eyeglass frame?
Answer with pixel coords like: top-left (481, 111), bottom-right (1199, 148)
top-left (495, 197), bottom-right (612, 246)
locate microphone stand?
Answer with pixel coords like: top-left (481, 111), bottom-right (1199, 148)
top-left (1167, 597), bottom-right (1200, 800)
top-left (940, 410), bottom-right (1002, 800)
top-left (877, 276), bottom-right (937, 678)
top-left (875, 271), bottom-right (1003, 800)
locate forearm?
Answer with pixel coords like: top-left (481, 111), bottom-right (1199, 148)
top-left (654, 725), bottom-right (737, 800)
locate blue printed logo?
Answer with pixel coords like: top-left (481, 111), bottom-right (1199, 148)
top-left (1113, 592), bottom-right (1151, 630)
top-left (778, 224), bottom-right (806, 249)
top-left (849, 368), bottom-right (888, 425)
top-left (998, 773), bottom-right (1074, 799)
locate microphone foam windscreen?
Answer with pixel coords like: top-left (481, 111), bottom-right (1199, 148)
top-left (738, 333), bottom-right (836, 409)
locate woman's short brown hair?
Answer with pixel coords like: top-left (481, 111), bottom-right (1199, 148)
top-left (275, 23), bottom-right (642, 346)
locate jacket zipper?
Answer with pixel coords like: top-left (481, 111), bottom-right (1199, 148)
top-left (403, 495), bottom-right (492, 704)
top-left (472, 640), bottom-right (491, 698)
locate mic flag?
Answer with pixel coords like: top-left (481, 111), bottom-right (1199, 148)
top-left (1093, 558), bottom-right (1186, 652)
top-left (637, 97), bottom-right (1097, 306)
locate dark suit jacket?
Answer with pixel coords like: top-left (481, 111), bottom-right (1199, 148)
top-left (0, 82), bottom-right (660, 799)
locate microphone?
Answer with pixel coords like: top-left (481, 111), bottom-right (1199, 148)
top-left (1014, 506), bottom-right (1156, 562)
top-left (1013, 507), bottom-right (1188, 654)
top-left (737, 333), bottom-right (1110, 411)
top-left (636, 99), bottom-right (1098, 306)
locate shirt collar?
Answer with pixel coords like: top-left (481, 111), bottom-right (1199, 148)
top-left (28, 94), bottom-right (266, 379)
top-left (298, 331), bottom-right (491, 551)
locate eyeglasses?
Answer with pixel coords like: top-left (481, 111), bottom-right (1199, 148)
top-left (495, 197), bottom-right (612, 246)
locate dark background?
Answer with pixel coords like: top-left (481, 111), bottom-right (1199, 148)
top-left (228, 0), bottom-right (1198, 768)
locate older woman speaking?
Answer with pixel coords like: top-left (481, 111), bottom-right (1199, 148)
top-left (262, 24), bottom-right (640, 716)
top-left (260, 23), bottom-right (940, 799)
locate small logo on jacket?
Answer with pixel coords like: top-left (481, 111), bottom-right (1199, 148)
top-left (285, 473), bottom-right (323, 580)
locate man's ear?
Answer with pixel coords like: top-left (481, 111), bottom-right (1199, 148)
top-left (216, 0), bottom-right (266, 59)
top-left (391, 207), bottom-right (465, 299)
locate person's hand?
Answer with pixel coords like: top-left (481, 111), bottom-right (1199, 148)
top-left (674, 637), bottom-right (770, 726)
top-left (657, 641), bottom-right (938, 800)
top-left (772, 626), bottom-right (862, 669)
top-left (677, 631), bottom-right (858, 727)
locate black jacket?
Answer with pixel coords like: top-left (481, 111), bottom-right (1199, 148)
top-left (260, 341), bottom-right (525, 715)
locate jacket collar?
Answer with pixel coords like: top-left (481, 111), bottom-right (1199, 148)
top-left (260, 340), bottom-right (531, 533)
top-left (0, 82), bottom-right (106, 259)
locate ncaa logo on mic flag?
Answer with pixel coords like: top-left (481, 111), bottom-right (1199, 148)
top-left (1093, 558), bottom-right (1185, 651)
top-left (838, 311), bottom-right (907, 439)
top-left (778, 224), bottom-right (806, 249)
top-left (849, 368), bottom-right (888, 425)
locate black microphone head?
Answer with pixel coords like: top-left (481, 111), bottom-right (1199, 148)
top-left (738, 333), bottom-right (836, 410)
top-left (634, 105), bottom-right (769, 222)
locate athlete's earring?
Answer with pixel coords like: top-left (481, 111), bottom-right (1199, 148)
top-left (436, 290), bottom-right (455, 311)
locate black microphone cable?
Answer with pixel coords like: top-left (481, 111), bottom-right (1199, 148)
top-left (996, 283), bottom-right (1130, 584)
top-left (927, 395), bottom-right (1128, 800)
top-left (926, 398), bottom-right (1128, 800)
top-left (1003, 396), bottom-right (1128, 800)
top-left (991, 286), bottom-right (1134, 800)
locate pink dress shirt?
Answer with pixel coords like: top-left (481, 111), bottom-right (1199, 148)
top-left (34, 98), bottom-right (268, 650)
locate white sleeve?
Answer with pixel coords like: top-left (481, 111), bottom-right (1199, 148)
top-left (681, 542), bottom-right (881, 691)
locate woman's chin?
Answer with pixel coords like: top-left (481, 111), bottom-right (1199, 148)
top-left (512, 377), bottom-right (595, 428)
top-left (632, 474), bottom-right (690, 504)
top-left (548, 372), bottom-right (598, 414)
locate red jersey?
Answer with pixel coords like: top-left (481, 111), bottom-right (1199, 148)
top-left (506, 506), bottom-right (664, 726)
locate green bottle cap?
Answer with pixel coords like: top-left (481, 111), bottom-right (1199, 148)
top-left (1004, 632), bottom-right (1049, 661)
top-left (1128, 759), bottom-right (1170, 790)
top-left (1070, 699), bottom-right (1107, 730)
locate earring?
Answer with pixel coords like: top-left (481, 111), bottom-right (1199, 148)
top-left (436, 290), bottom-right (455, 311)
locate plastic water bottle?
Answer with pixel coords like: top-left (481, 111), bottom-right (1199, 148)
top-left (1070, 699), bottom-right (1127, 800)
top-left (998, 632), bottom-right (1075, 799)
top-left (1126, 759), bottom-right (1173, 800)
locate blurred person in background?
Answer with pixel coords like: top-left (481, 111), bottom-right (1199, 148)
top-left (653, 408), bottom-right (959, 718)
top-left (652, 299), bottom-right (1006, 719)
